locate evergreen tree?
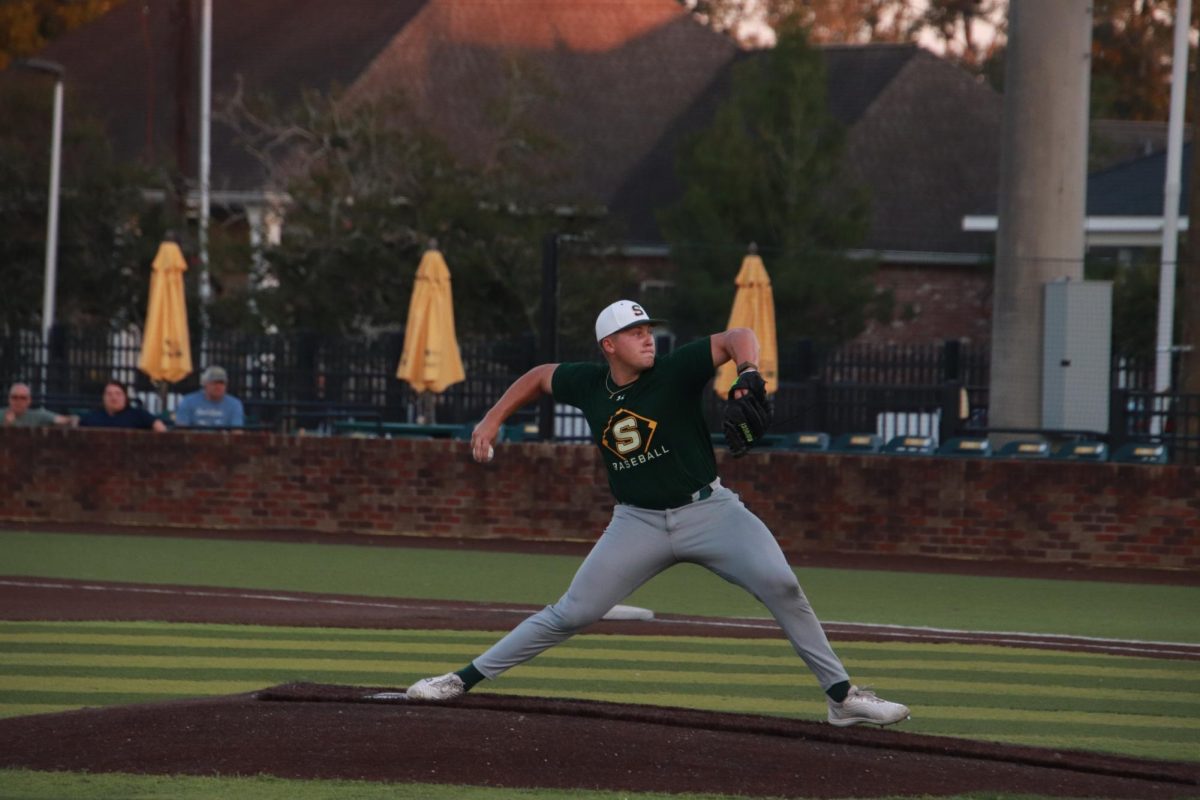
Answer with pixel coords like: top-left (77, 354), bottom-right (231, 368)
top-left (658, 25), bottom-right (876, 346)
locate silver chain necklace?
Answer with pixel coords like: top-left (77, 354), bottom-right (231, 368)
top-left (605, 371), bottom-right (630, 399)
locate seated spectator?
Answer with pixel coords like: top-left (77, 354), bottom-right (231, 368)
top-left (2, 382), bottom-right (73, 427)
top-left (175, 366), bottom-right (244, 428)
top-left (79, 381), bottom-right (166, 432)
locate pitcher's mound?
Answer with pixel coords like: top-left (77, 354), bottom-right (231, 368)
top-left (0, 682), bottom-right (1195, 798)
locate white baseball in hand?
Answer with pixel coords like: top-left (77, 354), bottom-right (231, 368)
top-left (485, 445), bottom-right (494, 462)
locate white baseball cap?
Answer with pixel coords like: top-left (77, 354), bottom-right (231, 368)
top-left (594, 300), bottom-right (667, 342)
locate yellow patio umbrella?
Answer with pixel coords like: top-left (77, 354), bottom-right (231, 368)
top-left (396, 245), bottom-right (466, 400)
top-left (714, 246), bottom-right (779, 396)
top-left (138, 241), bottom-right (193, 384)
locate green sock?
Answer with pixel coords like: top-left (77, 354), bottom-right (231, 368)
top-left (826, 680), bottom-right (851, 703)
top-left (455, 663), bottom-right (486, 691)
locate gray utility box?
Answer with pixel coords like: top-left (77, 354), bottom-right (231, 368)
top-left (1042, 279), bottom-right (1113, 432)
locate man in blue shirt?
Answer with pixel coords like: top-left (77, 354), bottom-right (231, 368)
top-left (175, 366), bottom-right (245, 429)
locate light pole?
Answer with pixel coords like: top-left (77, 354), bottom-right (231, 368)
top-left (1152, 0), bottom-right (1192, 434)
top-left (15, 58), bottom-right (65, 346)
top-left (198, 0), bottom-right (213, 357)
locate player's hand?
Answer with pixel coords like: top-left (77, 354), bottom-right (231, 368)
top-left (471, 419), bottom-right (500, 463)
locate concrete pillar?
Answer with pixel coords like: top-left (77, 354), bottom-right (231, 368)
top-left (989, 0), bottom-right (1093, 431)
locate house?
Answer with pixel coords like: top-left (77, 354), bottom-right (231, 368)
top-left (964, 140), bottom-right (1192, 252)
top-left (38, 0), bottom-right (1007, 345)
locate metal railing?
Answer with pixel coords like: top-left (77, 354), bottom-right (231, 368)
top-left (3, 327), bottom-right (1195, 462)
top-left (1, 326), bottom-right (539, 433)
top-left (1110, 389), bottom-right (1200, 465)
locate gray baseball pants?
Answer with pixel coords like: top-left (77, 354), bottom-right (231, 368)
top-left (472, 482), bottom-right (851, 691)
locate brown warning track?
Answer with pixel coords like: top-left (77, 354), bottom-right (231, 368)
top-left (3, 577), bottom-right (1198, 659)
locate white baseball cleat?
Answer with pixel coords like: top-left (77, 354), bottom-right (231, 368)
top-left (827, 686), bottom-right (910, 727)
top-left (406, 672), bottom-right (466, 701)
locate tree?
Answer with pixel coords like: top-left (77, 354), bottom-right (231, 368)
top-left (914, 0), bottom-right (1007, 69)
top-left (216, 76), bottom-right (616, 339)
top-left (657, 25), bottom-right (877, 346)
top-left (1090, 0), bottom-right (1176, 121)
top-left (0, 0), bottom-right (122, 70)
top-left (680, 0), bottom-right (1006, 69)
top-left (0, 76), bottom-right (167, 335)
top-left (1085, 254), bottom-right (1163, 359)
top-left (683, 0), bottom-right (921, 44)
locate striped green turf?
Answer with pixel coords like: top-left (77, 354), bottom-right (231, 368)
top-left (0, 621), bottom-right (1196, 764)
top-left (3, 530), bottom-right (1198, 643)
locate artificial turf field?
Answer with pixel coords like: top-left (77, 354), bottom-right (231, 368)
top-left (0, 530), bottom-right (1196, 799)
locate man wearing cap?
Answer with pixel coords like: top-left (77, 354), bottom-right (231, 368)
top-left (175, 366), bottom-right (245, 429)
top-left (405, 300), bottom-right (910, 729)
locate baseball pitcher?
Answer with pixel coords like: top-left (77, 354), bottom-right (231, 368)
top-left (407, 300), bottom-right (910, 727)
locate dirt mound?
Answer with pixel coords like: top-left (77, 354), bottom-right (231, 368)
top-left (0, 683), bottom-right (1195, 799)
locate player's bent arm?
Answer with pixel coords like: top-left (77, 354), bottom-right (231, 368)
top-left (470, 363), bottom-right (558, 461)
top-left (710, 327), bottom-right (760, 370)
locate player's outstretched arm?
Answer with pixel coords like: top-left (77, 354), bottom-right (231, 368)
top-left (470, 363), bottom-right (557, 463)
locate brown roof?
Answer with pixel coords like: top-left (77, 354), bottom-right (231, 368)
top-left (348, 0), bottom-right (738, 204)
top-left (39, 0), bottom-right (429, 189)
top-left (38, 4), bottom-right (1000, 256)
top-left (614, 43), bottom-right (1003, 254)
top-left (840, 46), bottom-right (1002, 254)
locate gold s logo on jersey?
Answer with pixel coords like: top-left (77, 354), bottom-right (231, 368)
top-left (601, 408), bottom-right (659, 460)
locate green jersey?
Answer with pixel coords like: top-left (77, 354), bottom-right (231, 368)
top-left (552, 337), bottom-right (717, 509)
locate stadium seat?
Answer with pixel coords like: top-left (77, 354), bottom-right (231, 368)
top-left (830, 433), bottom-right (883, 453)
top-left (499, 422), bottom-right (540, 442)
top-left (791, 432), bottom-right (831, 452)
top-left (1112, 443), bottom-right (1168, 464)
top-left (882, 435), bottom-right (937, 455)
top-left (938, 437), bottom-right (991, 457)
top-left (995, 440), bottom-right (1050, 459)
top-left (1053, 441), bottom-right (1108, 461)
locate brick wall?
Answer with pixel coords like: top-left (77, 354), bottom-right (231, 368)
top-left (3, 427), bottom-right (1196, 570)
top-left (858, 264), bottom-right (992, 345)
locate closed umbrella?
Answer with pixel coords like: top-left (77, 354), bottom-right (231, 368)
top-left (714, 246), bottom-right (778, 396)
top-left (397, 246), bottom-right (465, 419)
top-left (138, 241), bottom-right (193, 384)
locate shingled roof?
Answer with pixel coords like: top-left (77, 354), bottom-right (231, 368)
top-left (835, 45), bottom-right (1002, 256)
top-left (1085, 142), bottom-right (1190, 217)
top-left (964, 140), bottom-right (1191, 248)
top-left (613, 43), bottom-right (1002, 255)
top-left (347, 0), bottom-right (738, 205)
top-left (35, 2), bottom-right (1000, 258)
top-left (39, 0), bottom-right (429, 192)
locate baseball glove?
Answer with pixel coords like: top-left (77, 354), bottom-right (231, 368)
top-left (723, 369), bottom-right (771, 457)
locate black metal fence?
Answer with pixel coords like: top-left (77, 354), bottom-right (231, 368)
top-left (1110, 388), bottom-right (1200, 465)
top-left (1, 326), bottom-right (541, 433)
top-left (2, 326), bottom-right (1195, 464)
